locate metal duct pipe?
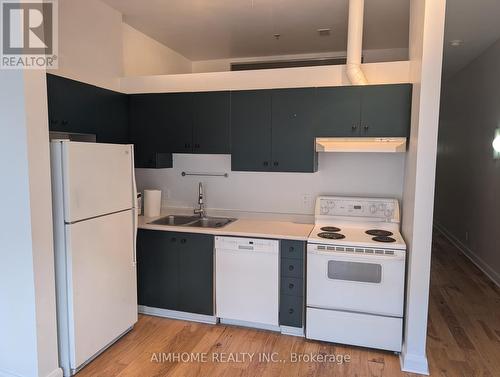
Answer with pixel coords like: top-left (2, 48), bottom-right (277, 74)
top-left (346, 0), bottom-right (368, 85)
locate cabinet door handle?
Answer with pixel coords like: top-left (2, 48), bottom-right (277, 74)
top-left (180, 239), bottom-right (187, 244)
top-left (61, 120), bottom-right (68, 126)
top-left (288, 283), bottom-right (295, 289)
top-left (288, 308), bottom-right (294, 314)
top-left (171, 237), bottom-right (177, 242)
top-left (194, 144), bottom-right (200, 149)
top-left (263, 161), bottom-right (269, 167)
top-left (363, 125), bottom-right (369, 131)
top-left (351, 125), bottom-right (358, 130)
top-left (289, 247), bottom-right (294, 253)
top-left (288, 265), bottom-right (294, 271)
top-left (273, 161), bottom-right (279, 167)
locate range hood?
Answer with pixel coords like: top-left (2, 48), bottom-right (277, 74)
top-left (316, 137), bottom-right (407, 153)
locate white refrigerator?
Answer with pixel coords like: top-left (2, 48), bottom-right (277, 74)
top-left (50, 141), bottom-right (138, 376)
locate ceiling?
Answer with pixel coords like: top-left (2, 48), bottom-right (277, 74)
top-left (103, 0), bottom-right (410, 61)
top-left (443, 0), bottom-right (500, 78)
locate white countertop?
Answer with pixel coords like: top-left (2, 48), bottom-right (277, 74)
top-left (138, 210), bottom-right (314, 241)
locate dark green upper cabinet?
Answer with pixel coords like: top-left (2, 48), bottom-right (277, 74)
top-left (360, 84), bottom-right (412, 137)
top-left (128, 94), bottom-right (177, 168)
top-left (129, 91), bottom-right (230, 166)
top-left (314, 86), bottom-right (361, 137)
top-left (231, 89), bottom-right (317, 173)
top-left (271, 88), bottom-right (317, 172)
top-left (193, 91), bottom-right (231, 154)
top-left (314, 84), bottom-right (412, 138)
top-left (231, 90), bottom-right (273, 171)
top-left (46, 74), bottom-right (129, 144)
top-left (162, 93), bottom-right (195, 153)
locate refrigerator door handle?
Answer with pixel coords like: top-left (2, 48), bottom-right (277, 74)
top-left (130, 145), bottom-right (138, 267)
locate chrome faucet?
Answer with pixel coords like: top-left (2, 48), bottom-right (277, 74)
top-left (193, 182), bottom-right (206, 218)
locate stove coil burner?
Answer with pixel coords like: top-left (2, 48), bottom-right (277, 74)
top-left (318, 232), bottom-right (345, 240)
top-left (372, 236), bottom-right (396, 243)
top-left (320, 226), bottom-right (341, 232)
top-left (365, 229), bottom-right (393, 237)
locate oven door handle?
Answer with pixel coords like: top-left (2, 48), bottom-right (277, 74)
top-left (308, 249), bottom-right (405, 260)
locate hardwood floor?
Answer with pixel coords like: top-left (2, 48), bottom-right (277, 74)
top-left (77, 231), bottom-right (500, 377)
top-left (426, 231), bottom-right (500, 377)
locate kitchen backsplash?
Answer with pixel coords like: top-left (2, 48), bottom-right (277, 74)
top-left (135, 153), bottom-right (405, 215)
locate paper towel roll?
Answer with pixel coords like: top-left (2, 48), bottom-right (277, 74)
top-left (144, 189), bottom-right (162, 217)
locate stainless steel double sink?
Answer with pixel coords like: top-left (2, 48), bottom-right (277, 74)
top-left (148, 215), bottom-right (236, 228)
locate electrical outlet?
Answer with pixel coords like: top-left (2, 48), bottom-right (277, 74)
top-left (161, 189), bottom-right (171, 207)
top-left (164, 189), bottom-right (171, 199)
top-left (301, 194), bottom-right (313, 209)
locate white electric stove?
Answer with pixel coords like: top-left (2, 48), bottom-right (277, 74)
top-left (306, 196), bottom-right (406, 352)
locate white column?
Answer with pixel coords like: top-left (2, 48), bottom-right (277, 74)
top-left (401, 0), bottom-right (447, 374)
top-left (0, 69), bottom-right (62, 377)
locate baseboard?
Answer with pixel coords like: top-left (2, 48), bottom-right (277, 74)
top-left (0, 367), bottom-right (63, 377)
top-left (220, 318), bottom-right (281, 332)
top-left (434, 222), bottom-right (500, 288)
top-left (400, 349), bottom-right (429, 375)
top-left (0, 369), bottom-right (23, 377)
top-left (280, 326), bottom-right (305, 337)
top-left (139, 305), bottom-right (218, 324)
top-left (45, 368), bottom-right (63, 377)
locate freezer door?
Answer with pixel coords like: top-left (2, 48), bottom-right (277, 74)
top-left (62, 142), bottom-right (134, 223)
top-left (65, 210), bottom-right (137, 370)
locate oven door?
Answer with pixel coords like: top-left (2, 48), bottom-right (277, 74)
top-left (307, 245), bottom-right (405, 317)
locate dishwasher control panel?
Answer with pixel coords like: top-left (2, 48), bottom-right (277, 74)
top-left (215, 236), bottom-right (279, 253)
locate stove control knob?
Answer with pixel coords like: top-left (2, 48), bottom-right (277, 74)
top-left (384, 208), bottom-right (393, 218)
top-left (320, 206), bottom-right (329, 215)
top-left (378, 203), bottom-right (385, 211)
top-left (369, 204), bottom-right (377, 214)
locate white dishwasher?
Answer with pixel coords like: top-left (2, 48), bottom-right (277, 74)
top-left (215, 236), bottom-right (279, 329)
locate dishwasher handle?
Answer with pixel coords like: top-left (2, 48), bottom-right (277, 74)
top-left (217, 247), bottom-right (277, 254)
top-left (238, 245), bottom-right (254, 250)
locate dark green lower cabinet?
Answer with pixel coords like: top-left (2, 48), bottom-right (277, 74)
top-left (177, 233), bottom-right (214, 315)
top-left (137, 229), bottom-right (214, 315)
top-left (280, 294), bottom-right (303, 327)
top-left (279, 240), bottom-right (305, 328)
top-left (137, 230), bottom-right (179, 309)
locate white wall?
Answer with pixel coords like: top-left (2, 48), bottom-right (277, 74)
top-left (55, 0), bottom-right (124, 91)
top-left (55, 0), bottom-right (194, 89)
top-left (123, 23), bottom-right (192, 76)
top-left (121, 60), bottom-right (410, 93)
top-left (191, 48), bottom-right (409, 73)
top-left (136, 153), bottom-right (406, 216)
top-left (0, 71), bottom-right (61, 377)
top-left (435, 38), bottom-right (500, 286)
top-left (400, 0), bottom-right (447, 374)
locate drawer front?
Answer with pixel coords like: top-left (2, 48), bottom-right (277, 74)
top-left (280, 294), bottom-right (303, 327)
top-left (281, 277), bottom-right (303, 297)
top-left (280, 240), bottom-right (305, 260)
top-left (281, 258), bottom-right (303, 279)
top-left (306, 307), bottom-right (402, 352)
